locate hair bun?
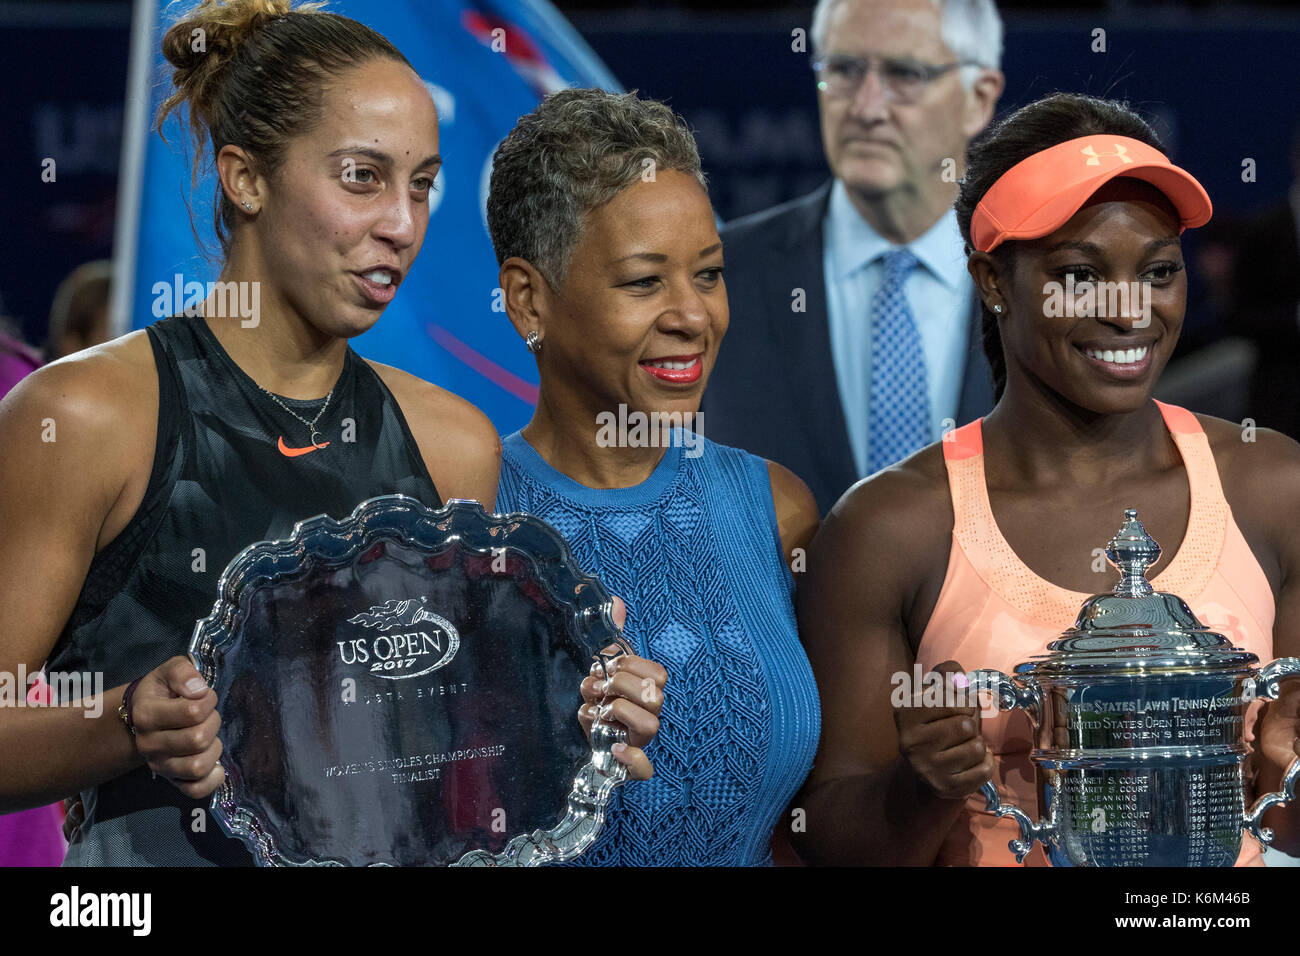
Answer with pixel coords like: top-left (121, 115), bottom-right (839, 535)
top-left (153, 0), bottom-right (407, 260)
top-left (159, 0), bottom-right (319, 129)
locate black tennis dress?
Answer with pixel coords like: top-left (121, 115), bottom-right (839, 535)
top-left (46, 313), bottom-right (442, 865)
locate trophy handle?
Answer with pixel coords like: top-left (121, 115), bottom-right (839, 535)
top-left (968, 668), bottom-right (1048, 864)
top-left (1243, 657), bottom-right (1300, 846)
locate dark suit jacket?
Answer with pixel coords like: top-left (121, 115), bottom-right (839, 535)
top-left (702, 181), bottom-right (996, 515)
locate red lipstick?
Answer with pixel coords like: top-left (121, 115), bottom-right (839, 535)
top-left (639, 354), bottom-right (703, 384)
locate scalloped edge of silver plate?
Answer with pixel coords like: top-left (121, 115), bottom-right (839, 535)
top-left (188, 494), bottom-right (630, 867)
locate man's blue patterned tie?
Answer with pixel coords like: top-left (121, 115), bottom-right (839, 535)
top-left (866, 248), bottom-right (931, 474)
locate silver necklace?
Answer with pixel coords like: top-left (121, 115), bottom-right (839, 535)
top-left (260, 385), bottom-right (334, 449)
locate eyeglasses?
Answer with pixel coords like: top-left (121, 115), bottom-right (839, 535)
top-left (811, 53), bottom-right (980, 103)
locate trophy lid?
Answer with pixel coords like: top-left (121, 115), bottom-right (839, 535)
top-left (1016, 509), bottom-right (1259, 677)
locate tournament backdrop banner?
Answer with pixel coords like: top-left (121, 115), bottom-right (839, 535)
top-left (115, 0), bottom-right (620, 435)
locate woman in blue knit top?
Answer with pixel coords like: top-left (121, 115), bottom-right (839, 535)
top-left (486, 89), bottom-right (823, 866)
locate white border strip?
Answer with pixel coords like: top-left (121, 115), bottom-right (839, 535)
top-left (109, 0), bottom-right (156, 337)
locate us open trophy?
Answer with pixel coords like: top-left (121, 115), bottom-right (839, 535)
top-left (189, 495), bottom-right (630, 866)
top-left (971, 509), bottom-right (1300, 866)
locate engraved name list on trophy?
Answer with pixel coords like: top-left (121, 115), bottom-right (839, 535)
top-left (971, 509), bottom-right (1300, 867)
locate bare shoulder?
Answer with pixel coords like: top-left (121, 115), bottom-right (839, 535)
top-left (809, 442), bottom-right (953, 606)
top-left (10, 328), bottom-right (152, 389)
top-left (0, 331), bottom-right (159, 549)
top-left (365, 359), bottom-right (500, 453)
top-left (1195, 412), bottom-right (1300, 505)
top-left (365, 360), bottom-right (502, 507)
top-left (798, 442), bottom-right (954, 651)
top-left (826, 442), bottom-right (951, 544)
top-left (764, 460), bottom-right (819, 562)
top-left (1195, 412), bottom-right (1300, 581)
top-left (1, 331), bottom-right (157, 446)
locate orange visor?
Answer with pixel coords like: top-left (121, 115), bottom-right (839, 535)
top-left (970, 134), bottom-right (1212, 253)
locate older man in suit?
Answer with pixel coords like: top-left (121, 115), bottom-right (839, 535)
top-left (703, 0), bottom-right (1005, 515)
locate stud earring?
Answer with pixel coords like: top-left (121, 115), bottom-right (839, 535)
top-left (525, 330), bottom-right (542, 353)
top-left (992, 303), bottom-right (1004, 314)
top-left (242, 201), bottom-right (254, 212)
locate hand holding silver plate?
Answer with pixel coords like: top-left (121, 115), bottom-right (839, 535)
top-left (189, 495), bottom-right (643, 867)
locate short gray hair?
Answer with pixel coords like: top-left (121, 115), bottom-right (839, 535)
top-left (811, 0), bottom-right (1004, 84)
top-left (486, 88), bottom-right (707, 289)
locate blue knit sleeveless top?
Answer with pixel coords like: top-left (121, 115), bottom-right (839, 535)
top-left (496, 431), bottom-right (820, 866)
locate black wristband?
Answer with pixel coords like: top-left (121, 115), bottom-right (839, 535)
top-left (119, 677), bottom-right (144, 737)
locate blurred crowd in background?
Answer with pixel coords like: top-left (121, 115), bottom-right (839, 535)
top-left (4, 0), bottom-right (1299, 437)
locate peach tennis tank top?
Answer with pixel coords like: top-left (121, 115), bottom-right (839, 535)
top-left (917, 401), bottom-right (1274, 866)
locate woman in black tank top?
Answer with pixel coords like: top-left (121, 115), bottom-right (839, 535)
top-left (0, 0), bottom-right (657, 867)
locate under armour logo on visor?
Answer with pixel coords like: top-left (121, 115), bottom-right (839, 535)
top-left (1080, 143), bottom-right (1133, 166)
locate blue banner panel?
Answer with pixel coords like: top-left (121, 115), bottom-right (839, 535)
top-left (127, 0), bottom-right (620, 434)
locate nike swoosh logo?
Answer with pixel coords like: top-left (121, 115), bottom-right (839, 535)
top-left (277, 436), bottom-right (330, 457)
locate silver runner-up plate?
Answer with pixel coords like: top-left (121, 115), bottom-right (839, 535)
top-left (188, 495), bottom-right (630, 867)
